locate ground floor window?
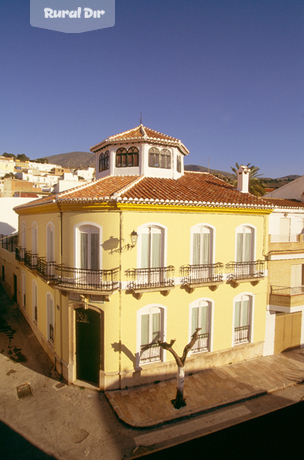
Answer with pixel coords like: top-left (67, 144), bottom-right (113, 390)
top-left (32, 281), bottom-right (38, 323)
top-left (47, 293), bottom-right (54, 344)
top-left (191, 299), bottom-right (211, 353)
top-left (234, 294), bottom-right (252, 344)
top-left (139, 305), bottom-right (164, 365)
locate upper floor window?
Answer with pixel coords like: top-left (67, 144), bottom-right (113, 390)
top-left (192, 225), bottom-right (214, 265)
top-left (78, 225), bottom-right (100, 270)
top-left (116, 147), bottom-right (139, 167)
top-left (149, 148), bottom-right (171, 169)
top-left (279, 217), bottom-right (291, 242)
top-left (140, 225), bottom-right (164, 269)
top-left (236, 225), bottom-right (255, 262)
top-left (99, 150), bottom-right (109, 172)
top-left (21, 222), bottom-right (26, 249)
top-left (32, 222), bottom-right (38, 255)
top-left (116, 148), bottom-right (127, 167)
top-left (177, 155), bottom-right (181, 173)
top-left (234, 294), bottom-right (253, 345)
top-left (46, 222), bottom-right (55, 263)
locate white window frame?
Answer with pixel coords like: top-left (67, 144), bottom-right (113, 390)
top-left (46, 222), bottom-right (55, 262)
top-left (137, 223), bottom-right (167, 269)
top-left (74, 222), bottom-right (103, 270)
top-left (32, 221), bottom-right (38, 255)
top-left (232, 293), bottom-right (254, 346)
top-left (21, 221), bottom-right (26, 249)
top-left (189, 298), bottom-right (214, 353)
top-left (235, 224), bottom-right (256, 262)
top-left (32, 280), bottom-right (38, 323)
top-left (190, 224), bottom-right (215, 265)
top-left (136, 304), bottom-right (167, 367)
top-left (21, 271), bottom-right (26, 309)
top-left (46, 292), bottom-right (55, 344)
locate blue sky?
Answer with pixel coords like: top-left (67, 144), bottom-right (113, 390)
top-left (1, 0), bottom-right (303, 178)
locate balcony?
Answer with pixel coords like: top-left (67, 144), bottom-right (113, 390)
top-left (191, 332), bottom-right (209, 353)
top-left (140, 342), bottom-right (161, 364)
top-left (24, 250), bottom-right (38, 270)
top-left (37, 257), bottom-right (56, 282)
top-left (268, 234), bottom-right (304, 253)
top-left (234, 325), bottom-right (250, 344)
top-left (1, 234), bottom-right (18, 253)
top-left (226, 260), bottom-right (265, 285)
top-left (180, 263), bottom-right (224, 292)
top-left (125, 266), bottom-right (175, 298)
top-left (15, 246), bottom-right (25, 262)
top-left (55, 265), bottom-right (119, 296)
top-left (270, 285), bottom-right (304, 312)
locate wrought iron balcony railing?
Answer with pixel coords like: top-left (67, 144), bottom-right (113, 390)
top-left (140, 342), bottom-right (161, 364)
top-left (234, 325), bottom-right (250, 344)
top-left (226, 260), bottom-right (265, 281)
top-left (125, 266), bottom-right (175, 292)
top-left (24, 250), bottom-right (38, 270)
top-left (0, 234), bottom-right (18, 252)
top-left (180, 262), bottom-right (224, 287)
top-left (15, 246), bottom-right (25, 262)
top-left (49, 324), bottom-right (54, 344)
top-left (37, 257), bottom-right (56, 281)
top-left (191, 332), bottom-right (209, 353)
top-left (55, 265), bottom-right (119, 293)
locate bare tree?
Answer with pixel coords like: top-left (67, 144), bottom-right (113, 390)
top-left (158, 327), bottom-right (201, 409)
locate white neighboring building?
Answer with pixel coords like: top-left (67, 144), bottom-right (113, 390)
top-left (0, 197), bottom-right (37, 234)
top-left (15, 170), bottom-right (60, 189)
top-left (74, 167), bottom-right (95, 181)
top-left (265, 175), bottom-right (304, 202)
top-left (0, 156), bottom-right (15, 178)
top-left (264, 196), bottom-right (304, 358)
top-left (28, 161), bottom-right (61, 173)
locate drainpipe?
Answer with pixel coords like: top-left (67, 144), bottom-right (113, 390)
top-left (119, 209), bottom-right (122, 389)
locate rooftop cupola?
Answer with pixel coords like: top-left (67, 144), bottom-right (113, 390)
top-left (237, 165), bottom-right (250, 193)
top-left (90, 125), bottom-right (189, 180)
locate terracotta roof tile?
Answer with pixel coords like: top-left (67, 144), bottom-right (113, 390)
top-left (15, 172), bottom-right (275, 210)
top-left (90, 125), bottom-right (189, 156)
top-left (263, 198), bottom-right (304, 209)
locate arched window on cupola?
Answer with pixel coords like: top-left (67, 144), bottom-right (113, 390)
top-left (149, 147), bottom-right (171, 169)
top-left (127, 147), bottom-right (139, 167)
top-left (99, 150), bottom-right (109, 172)
top-left (116, 148), bottom-right (127, 167)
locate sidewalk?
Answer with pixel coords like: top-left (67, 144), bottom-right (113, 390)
top-left (105, 348), bottom-right (304, 427)
top-left (1, 281), bottom-right (304, 441)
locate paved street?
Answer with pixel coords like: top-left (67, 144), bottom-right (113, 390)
top-left (2, 283), bottom-right (304, 459)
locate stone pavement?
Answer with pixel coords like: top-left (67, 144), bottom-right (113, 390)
top-left (105, 349), bottom-right (304, 427)
top-left (2, 281), bottom-right (304, 458)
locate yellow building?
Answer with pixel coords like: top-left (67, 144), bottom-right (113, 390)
top-left (1, 126), bottom-right (273, 390)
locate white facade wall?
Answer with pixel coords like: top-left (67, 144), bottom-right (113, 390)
top-left (269, 208), bottom-right (304, 242)
top-left (0, 197), bottom-right (37, 234)
top-left (265, 176), bottom-right (304, 202)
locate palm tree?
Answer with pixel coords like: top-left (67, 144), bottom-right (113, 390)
top-left (231, 163), bottom-right (266, 196)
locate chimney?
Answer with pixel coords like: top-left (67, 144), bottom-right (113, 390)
top-left (237, 165), bottom-right (250, 193)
